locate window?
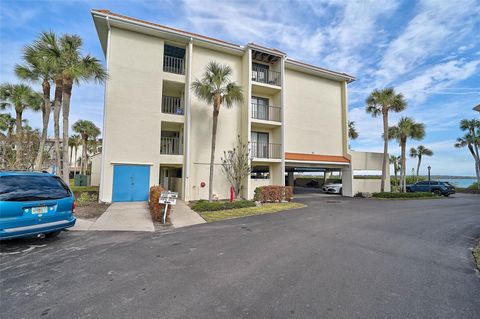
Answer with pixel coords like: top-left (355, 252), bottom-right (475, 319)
top-left (0, 175), bottom-right (71, 201)
top-left (251, 166), bottom-right (270, 179)
top-left (251, 132), bottom-right (269, 158)
top-left (252, 96), bottom-right (269, 120)
top-left (252, 62), bottom-right (269, 83)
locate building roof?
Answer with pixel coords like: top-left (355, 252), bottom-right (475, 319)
top-left (91, 9), bottom-right (355, 83)
top-left (474, 104), bottom-right (480, 112)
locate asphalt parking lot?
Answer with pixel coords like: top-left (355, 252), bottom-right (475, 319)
top-left (1, 193), bottom-right (479, 318)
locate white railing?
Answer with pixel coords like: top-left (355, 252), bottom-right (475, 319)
top-left (160, 137), bottom-right (183, 155)
top-left (162, 96), bottom-right (184, 115)
top-left (163, 56), bottom-right (185, 75)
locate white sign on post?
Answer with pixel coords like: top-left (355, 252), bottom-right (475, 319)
top-left (159, 191), bottom-right (178, 224)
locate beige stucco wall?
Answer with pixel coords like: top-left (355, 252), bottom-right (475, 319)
top-left (188, 45), bottom-right (245, 200)
top-left (350, 151), bottom-right (391, 193)
top-left (90, 154), bottom-right (101, 187)
top-left (284, 69), bottom-right (344, 156)
top-left (100, 27), bottom-right (164, 202)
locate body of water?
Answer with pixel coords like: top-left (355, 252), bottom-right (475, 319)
top-left (442, 178), bottom-right (477, 188)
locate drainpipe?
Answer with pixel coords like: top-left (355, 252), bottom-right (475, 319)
top-left (183, 38), bottom-right (193, 201)
top-left (99, 16), bottom-right (111, 203)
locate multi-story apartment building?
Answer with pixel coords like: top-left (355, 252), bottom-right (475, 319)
top-left (91, 9), bottom-right (368, 203)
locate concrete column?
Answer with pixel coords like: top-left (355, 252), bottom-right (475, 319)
top-left (341, 166), bottom-right (353, 197)
top-left (287, 171), bottom-right (294, 186)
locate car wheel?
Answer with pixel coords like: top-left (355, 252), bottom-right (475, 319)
top-left (45, 230), bottom-right (62, 238)
top-left (432, 189), bottom-right (442, 196)
top-left (339, 187), bottom-right (342, 195)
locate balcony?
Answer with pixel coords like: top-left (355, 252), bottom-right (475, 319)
top-left (252, 66), bottom-right (281, 86)
top-left (163, 55), bottom-right (185, 75)
top-left (251, 103), bottom-right (281, 122)
top-left (160, 137), bottom-right (183, 155)
top-left (251, 142), bottom-right (281, 159)
top-left (162, 96), bottom-right (184, 115)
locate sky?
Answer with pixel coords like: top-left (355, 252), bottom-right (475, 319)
top-left (1, 0), bottom-right (480, 176)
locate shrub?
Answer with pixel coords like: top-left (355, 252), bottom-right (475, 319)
top-left (254, 185), bottom-right (293, 203)
top-left (372, 192), bottom-right (437, 198)
top-left (191, 200), bottom-right (256, 212)
top-left (149, 185), bottom-right (172, 224)
top-left (76, 192), bottom-right (98, 207)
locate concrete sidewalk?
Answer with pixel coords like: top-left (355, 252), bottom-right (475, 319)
top-left (87, 202), bottom-right (155, 232)
top-left (171, 200), bottom-right (206, 228)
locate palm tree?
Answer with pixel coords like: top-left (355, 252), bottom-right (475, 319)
top-left (348, 121), bottom-right (359, 140)
top-left (191, 61), bottom-right (243, 201)
top-left (72, 120), bottom-right (100, 175)
top-left (455, 119), bottom-right (480, 189)
top-left (15, 32), bottom-right (57, 169)
top-left (388, 117), bottom-right (425, 192)
top-left (57, 35), bottom-right (107, 181)
top-left (389, 155), bottom-right (401, 187)
top-left (409, 145), bottom-right (433, 181)
top-left (0, 84), bottom-right (42, 168)
top-left (68, 134), bottom-right (81, 177)
top-left (366, 88), bottom-right (407, 192)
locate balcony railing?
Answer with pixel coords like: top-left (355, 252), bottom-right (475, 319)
top-left (251, 142), bottom-right (281, 159)
top-left (251, 103), bottom-right (281, 122)
top-left (163, 55), bottom-right (185, 75)
top-left (252, 66), bottom-right (281, 86)
top-left (162, 96), bottom-right (184, 115)
top-left (160, 137), bottom-right (183, 155)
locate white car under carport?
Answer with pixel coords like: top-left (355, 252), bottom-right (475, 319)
top-left (322, 183), bottom-right (342, 194)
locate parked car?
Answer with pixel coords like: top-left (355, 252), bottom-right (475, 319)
top-left (406, 181), bottom-right (455, 196)
top-left (322, 183), bottom-right (342, 194)
top-left (0, 171), bottom-right (76, 240)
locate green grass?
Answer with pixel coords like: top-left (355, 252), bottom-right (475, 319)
top-left (199, 202), bottom-right (306, 222)
top-left (69, 179), bottom-right (98, 193)
top-left (473, 241), bottom-right (480, 271)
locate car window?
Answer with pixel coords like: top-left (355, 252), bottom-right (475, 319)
top-left (0, 175), bottom-right (71, 201)
top-left (417, 181), bottom-right (429, 185)
top-left (429, 181), bottom-right (439, 185)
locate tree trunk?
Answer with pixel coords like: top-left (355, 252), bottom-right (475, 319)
top-left (380, 110), bottom-right (389, 192)
top-left (401, 139), bottom-right (407, 192)
top-left (53, 77), bottom-right (62, 176)
top-left (416, 155), bottom-right (422, 181)
top-left (14, 109), bottom-right (23, 168)
top-left (34, 81), bottom-right (51, 170)
top-left (62, 80), bottom-right (73, 182)
top-left (74, 146), bottom-right (78, 178)
top-left (82, 138), bottom-right (87, 175)
top-left (208, 99), bottom-right (221, 202)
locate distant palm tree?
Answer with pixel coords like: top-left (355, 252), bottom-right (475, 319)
top-left (389, 155), bottom-right (401, 187)
top-left (409, 145), bottom-right (433, 180)
top-left (388, 117), bottom-right (425, 192)
top-left (0, 113), bottom-right (16, 168)
top-left (455, 119), bottom-right (480, 189)
top-left (15, 32), bottom-right (57, 169)
top-left (68, 134), bottom-right (81, 176)
top-left (0, 84), bottom-right (42, 168)
top-left (366, 87), bottom-right (406, 192)
top-left (191, 61), bottom-right (243, 201)
top-left (348, 121), bottom-right (359, 140)
top-left (72, 120), bottom-right (100, 175)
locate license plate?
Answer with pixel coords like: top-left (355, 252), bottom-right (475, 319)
top-left (32, 206), bottom-right (48, 214)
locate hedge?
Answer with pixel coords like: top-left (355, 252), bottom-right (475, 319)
top-left (149, 185), bottom-right (172, 224)
top-left (372, 192), bottom-right (438, 198)
top-left (254, 185), bottom-right (293, 203)
top-left (191, 200), bottom-right (256, 212)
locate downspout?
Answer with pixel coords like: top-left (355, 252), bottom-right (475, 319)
top-left (183, 38), bottom-right (193, 201)
top-left (99, 16), bottom-right (111, 202)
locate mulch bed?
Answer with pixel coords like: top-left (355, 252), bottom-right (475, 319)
top-left (75, 202), bottom-right (110, 220)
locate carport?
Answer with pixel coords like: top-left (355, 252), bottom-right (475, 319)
top-left (284, 152), bottom-right (352, 196)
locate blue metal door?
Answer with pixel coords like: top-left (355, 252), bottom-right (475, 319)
top-left (112, 165), bottom-right (150, 202)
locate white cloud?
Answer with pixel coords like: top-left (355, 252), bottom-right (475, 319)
top-left (376, 0), bottom-right (480, 84)
top-left (396, 59), bottom-right (480, 102)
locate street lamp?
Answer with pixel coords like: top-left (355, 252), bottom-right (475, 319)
top-left (428, 165), bottom-right (431, 182)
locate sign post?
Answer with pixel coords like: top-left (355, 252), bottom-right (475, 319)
top-left (159, 191), bottom-right (178, 224)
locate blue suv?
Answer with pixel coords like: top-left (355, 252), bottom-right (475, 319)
top-left (0, 171), bottom-right (76, 240)
top-left (406, 181), bottom-right (455, 196)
